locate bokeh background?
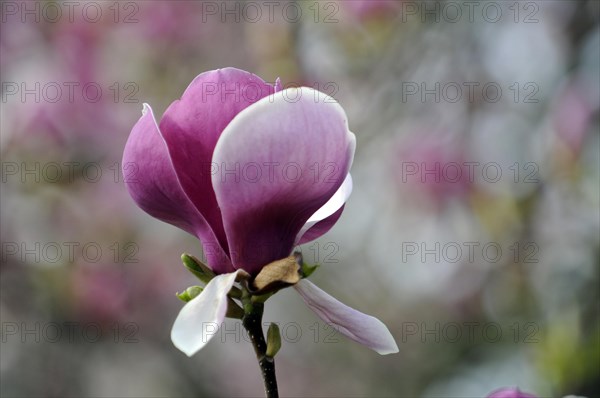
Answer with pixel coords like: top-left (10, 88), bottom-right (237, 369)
top-left (1, 1), bottom-right (599, 397)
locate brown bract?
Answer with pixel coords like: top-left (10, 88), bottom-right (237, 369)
top-left (250, 253), bottom-right (303, 294)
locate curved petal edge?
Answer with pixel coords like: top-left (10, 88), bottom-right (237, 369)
top-left (295, 174), bottom-right (353, 245)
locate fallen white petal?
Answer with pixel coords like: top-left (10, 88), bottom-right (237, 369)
top-left (294, 279), bottom-right (399, 355)
top-left (171, 270), bottom-right (241, 356)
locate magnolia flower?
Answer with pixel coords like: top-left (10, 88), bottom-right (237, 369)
top-left (487, 387), bottom-right (538, 398)
top-left (123, 68), bottom-right (398, 357)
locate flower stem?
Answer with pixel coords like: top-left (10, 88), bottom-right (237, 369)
top-left (242, 300), bottom-right (279, 398)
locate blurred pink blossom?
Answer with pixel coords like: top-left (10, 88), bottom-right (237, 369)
top-left (395, 132), bottom-right (472, 206)
top-left (343, 0), bottom-right (400, 20)
top-left (72, 265), bottom-right (129, 324)
top-left (487, 387), bottom-right (537, 398)
top-left (554, 81), bottom-right (594, 154)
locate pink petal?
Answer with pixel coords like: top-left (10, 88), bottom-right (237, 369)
top-left (212, 87), bottom-right (356, 274)
top-left (159, 68), bottom-right (277, 259)
top-left (294, 279), bottom-right (398, 355)
top-left (122, 104), bottom-right (233, 273)
top-left (171, 271), bottom-right (241, 356)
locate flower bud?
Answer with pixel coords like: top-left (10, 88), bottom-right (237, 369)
top-left (176, 285), bottom-right (204, 302)
top-left (301, 263), bottom-right (319, 278)
top-left (291, 251), bottom-right (319, 278)
top-left (181, 253), bottom-right (215, 283)
top-left (266, 323), bottom-right (282, 358)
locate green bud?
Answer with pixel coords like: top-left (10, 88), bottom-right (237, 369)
top-left (266, 323), bottom-right (282, 358)
top-left (301, 263), bottom-right (319, 278)
top-left (176, 291), bottom-right (189, 302)
top-left (293, 251), bottom-right (318, 278)
top-left (186, 285), bottom-right (203, 299)
top-left (181, 253), bottom-right (215, 283)
top-left (176, 285), bottom-right (203, 302)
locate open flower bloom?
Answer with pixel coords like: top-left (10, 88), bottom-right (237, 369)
top-left (123, 67), bottom-right (398, 357)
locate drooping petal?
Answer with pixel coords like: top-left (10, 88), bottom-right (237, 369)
top-left (159, 68), bottom-right (277, 258)
top-left (171, 270), bottom-right (241, 356)
top-left (294, 279), bottom-right (398, 355)
top-left (295, 173), bottom-right (353, 245)
top-left (212, 87), bottom-right (356, 274)
top-left (122, 104), bottom-right (233, 273)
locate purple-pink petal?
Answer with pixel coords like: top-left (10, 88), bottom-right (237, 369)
top-left (212, 87), bottom-right (356, 274)
top-left (158, 68), bottom-right (277, 261)
top-left (294, 279), bottom-right (398, 355)
top-left (122, 104), bottom-right (233, 273)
